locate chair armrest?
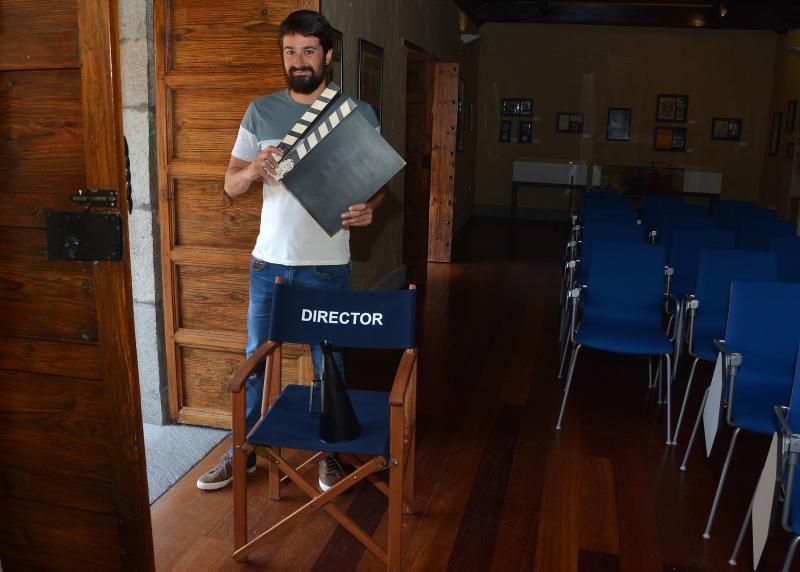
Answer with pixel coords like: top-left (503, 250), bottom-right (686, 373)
top-left (389, 349), bottom-right (418, 407)
top-left (228, 341), bottom-right (281, 393)
top-left (663, 266), bottom-right (674, 298)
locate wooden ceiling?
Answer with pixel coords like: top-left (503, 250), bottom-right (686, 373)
top-left (452, 0), bottom-right (800, 32)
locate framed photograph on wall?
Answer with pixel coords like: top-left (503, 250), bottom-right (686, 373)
top-left (770, 111), bottom-right (783, 156)
top-left (357, 38), bottom-right (383, 123)
top-left (787, 100), bottom-right (797, 132)
top-left (518, 121), bottom-right (532, 143)
top-left (556, 112), bottom-right (584, 133)
top-left (607, 107), bottom-right (632, 141)
top-left (517, 99), bottom-right (533, 116)
top-left (654, 126), bottom-right (687, 151)
top-left (500, 98), bottom-right (519, 116)
top-left (325, 28), bottom-right (343, 87)
top-left (656, 94), bottom-right (689, 122)
top-left (711, 117), bottom-right (742, 141)
top-left (499, 119), bottom-right (512, 142)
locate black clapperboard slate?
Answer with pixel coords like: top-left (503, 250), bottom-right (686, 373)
top-left (274, 85), bottom-right (406, 236)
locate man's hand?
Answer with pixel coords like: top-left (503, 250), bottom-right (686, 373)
top-left (252, 146), bottom-right (283, 186)
top-left (341, 203), bottom-right (374, 227)
top-left (224, 147), bottom-right (284, 197)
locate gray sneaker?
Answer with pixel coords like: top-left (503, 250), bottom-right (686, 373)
top-left (318, 455), bottom-right (346, 492)
top-left (196, 452), bottom-right (256, 491)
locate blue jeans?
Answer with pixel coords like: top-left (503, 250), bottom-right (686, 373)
top-left (229, 259), bottom-right (351, 458)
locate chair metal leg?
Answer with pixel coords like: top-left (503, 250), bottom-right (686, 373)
top-left (556, 344), bottom-right (581, 430)
top-left (671, 357), bottom-right (700, 446)
top-left (648, 356), bottom-right (654, 389)
top-left (703, 427), bottom-right (741, 539)
top-left (783, 536), bottom-right (800, 572)
top-left (656, 358), bottom-right (664, 404)
top-left (728, 493), bottom-right (754, 566)
top-left (558, 336), bottom-right (571, 380)
top-left (665, 353), bottom-right (673, 445)
top-left (681, 386), bottom-right (709, 471)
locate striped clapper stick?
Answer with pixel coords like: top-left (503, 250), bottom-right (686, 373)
top-left (272, 83), bottom-right (341, 163)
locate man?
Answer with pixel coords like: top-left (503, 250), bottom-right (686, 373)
top-left (197, 10), bottom-right (383, 492)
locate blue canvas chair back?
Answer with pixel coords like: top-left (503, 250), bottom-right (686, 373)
top-left (576, 222), bottom-right (644, 285)
top-left (726, 282), bottom-right (800, 370)
top-left (583, 241), bottom-right (666, 325)
top-left (669, 229), bottom-right (735, 298)
top-left (658, 212), bottom-right (715, 253)
top-left (737, 219), bottom-right (795, 251)
top-left (771, 236), bottom-right (800, 283)
top-left (268, 283), bottom-right (416, 350)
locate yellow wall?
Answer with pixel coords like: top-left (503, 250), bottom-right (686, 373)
top-left (322, 0), bottom-right (478, 287)
top-left (759, 28), bottom-right (800, 221)
top-left (475, 23), bottom-right (777, 212)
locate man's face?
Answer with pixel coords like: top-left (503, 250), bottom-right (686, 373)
top-left (282, 33), bottom-right (331, 95)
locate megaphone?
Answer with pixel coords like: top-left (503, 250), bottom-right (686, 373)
top-left (316, 340), bottom-right (361, 443)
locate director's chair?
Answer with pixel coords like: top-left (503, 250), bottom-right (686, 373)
top-left (229, 280), bottom-right (418, 571)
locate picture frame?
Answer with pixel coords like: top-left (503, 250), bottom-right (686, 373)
top-left (325, 28), bottom-right (343, 88)
top-left (654, 126), bottom-right (687, 152)
top-left (500, 98), bottom-right (519, 116)
top-left (607, 107), bottom-right (632, 141)
top-left (499, 119), bottom-right (512, 142)
top-left (517, 99), bottom-right (533, 116)
top-left (711, 117), bottom-right (742, 141)
top-left (556, 112), bottom-right (584, 133)
top-left (787, 100), bottom-right (797, 132)
top-left (656, 94), bottom-right (689, 122)
top-left (787, 142), bottom-right (796, 159)
top-left (518, 121), bottom-right (532, 143)
top-left (770, 111), bottom-right (783, 156)
top-left (357, 38), bottom-right (383, 124)
top-left (456, 78), bottom-right (465, 152)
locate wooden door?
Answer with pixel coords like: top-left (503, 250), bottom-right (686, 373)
top-left (154, 0), bottom-right (317, 428)
top-left (403, 49), bottom-right (434, 284)
top-left (0, 1), bottom-right (153, 569)
top-left (428, 63), bottom-right (458, 263)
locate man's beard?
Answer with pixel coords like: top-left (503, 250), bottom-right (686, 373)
top-left (287, 65), bottom-right (326, 94)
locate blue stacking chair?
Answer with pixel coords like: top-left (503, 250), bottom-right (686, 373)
top-left (667, 229), bottom-right (735, 301)
top-left (728, 345), bottom-right (800, 570)
top-left (713, 200), bottom-right (760, 231)
top-left (230, 281), bottom-right (418, 569)
top-left (672, 249), bottom-right (776, 446)
top-left (641, 195), bottom-right (685, 230)
top-left (737, 218), bottom-right (795, 251)
top-left (557, 241), bottom-right (675, 442)
top-left (682, 281), bottom-right (800, 540)
top-left (657, 212), bottom-right (715, 257)
top-left (771, 236), bottom-right (800, 283)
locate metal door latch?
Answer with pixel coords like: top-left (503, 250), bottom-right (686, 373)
top-left (70, 189), bottom-right (118, 210)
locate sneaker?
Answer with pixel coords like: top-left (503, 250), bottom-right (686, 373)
top-left (318, 455), bottom-right (346, 492)
top-left (196, 452), bottom-right (256, 491)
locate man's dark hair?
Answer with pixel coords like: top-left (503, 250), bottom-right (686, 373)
top-left (279, 10), bottom-right (334, 54)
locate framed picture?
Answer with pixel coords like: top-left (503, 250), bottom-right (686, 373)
top-left (607, 107), bottom-right (632, 141)
top-left (711, 117), bottom-right (742, 141)
top-left (556, 112), bottom-right (584, 133)
top-left (499, 120), bottom-right (511, 142)
top-left (654, 126), bottom-right (687, 151)
top-left (787, 142), bottom-right (796, 159)
top-left (518, 121), bottom-right (532, 143)
top-left (656, 94), bottom-right (689, 122)
top-left (787, 100), bottom-right (797, 132)
top-left (357, 38), bottom-right (383, 123)
top-left (517, 99), bottom-right (533, 116)
top-left (770, 111), bottom-right (783, 156)
top-left (500, 98), bottom-right (519, 116)
top-left (325, 28), bottom-right (343, 87)
top-left (456, 78), bottom-right (465, 152)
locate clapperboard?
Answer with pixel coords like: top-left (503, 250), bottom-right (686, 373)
top-left (272, 83), bottom-right (406, 235)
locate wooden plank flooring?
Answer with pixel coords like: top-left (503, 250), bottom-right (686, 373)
top-left (151, 218), bottom-right (796, 571)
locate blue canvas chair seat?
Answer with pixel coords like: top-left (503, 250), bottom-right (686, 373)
top-left (229, 281), bottom-right (418, 570)
top-left (558, 241), bottom-right (675, 442)
top-left (731, 361), bottom-right (793, 434)
top-left (248, 385), bottom-right (391, 458)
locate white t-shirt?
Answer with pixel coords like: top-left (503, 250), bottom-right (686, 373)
top-left (231, 89), bottom-right (379, 265)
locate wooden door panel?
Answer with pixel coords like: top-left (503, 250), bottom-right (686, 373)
top-left (0, 372), bottom-right (110, 478)
top-left (157, 0), bottom-right (318, 427)
top-left (0, 69), bottom-right (85, 198)
top-left (0, 1), bottom-right (79, 69)
top-left (173, 177), bottom-right (261, 248)
top-left (0, 498), bottom-right (120, 572)
top-left (166, 1), bottom-right (308, 72)
top-left (0, 0), bottom-right (153, 567)
top-left (177, 265), bottom-right (249, 331)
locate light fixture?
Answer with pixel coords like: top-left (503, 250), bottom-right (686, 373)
top-left (719, 1), bottom-right (728, 17)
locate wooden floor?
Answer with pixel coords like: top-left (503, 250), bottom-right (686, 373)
top-left (151, 218), bottom-right (796, 571)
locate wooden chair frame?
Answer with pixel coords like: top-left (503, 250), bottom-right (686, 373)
top-left (228, 333), bottom-right (417, 571)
